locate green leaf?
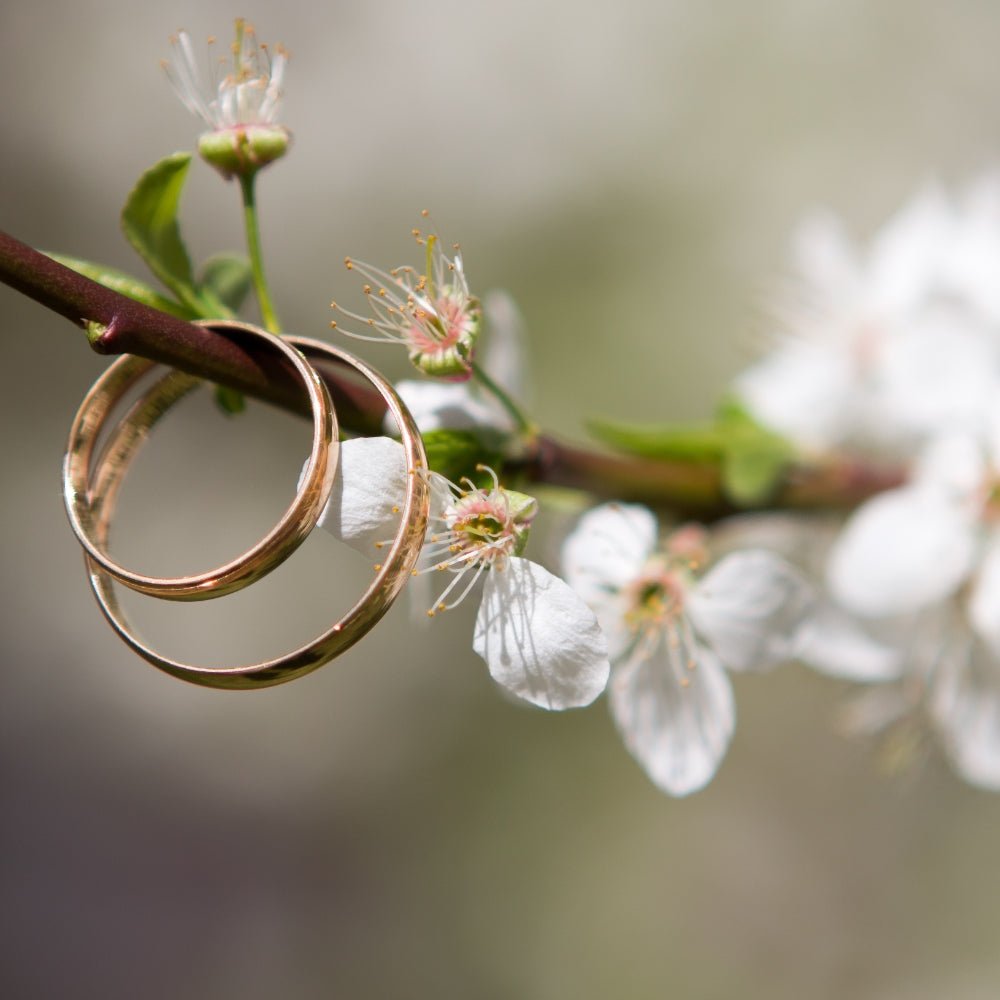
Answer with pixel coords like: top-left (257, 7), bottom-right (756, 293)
top-left (589, 405), bottom-right (795, 507)
top-left (420, 429), bottom-right (501, 483)
top-left (721, 437), bottom-right (792, 505)
top-left (121, 152), bottom-right (208, 314)
top-left (45, 253), bottom-right (196, 319)
top-left (199, 254), bottom-right (253, 313)
top-left (213, 385), bottom-right (247, 415)
top-left (587, 417), bottom-right (726, 462)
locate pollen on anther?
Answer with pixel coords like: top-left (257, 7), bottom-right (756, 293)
top-left (680, 677), bottom-right (691, 689)
top-left (374, 563), bottom-right (382, 571)
top-left (329, 321), bottom-right (338, 329)
top-left (363, 284), bottom-right (372, 295)
top-left (421, 209), bottom-right (429, 217)
top-left (426, 609), bottom-right (435, 617)
top-left (392, 505), bottom-right (400, 514)
top-left (344, 258), bottom-right (353, 269)
top-left (374, 541), bottom-right (385, 550)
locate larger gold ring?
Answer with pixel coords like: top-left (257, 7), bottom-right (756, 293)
top-left (83, 334), bottom-right (429, 689)
top-left (64, 321), bottom-right (338, 600)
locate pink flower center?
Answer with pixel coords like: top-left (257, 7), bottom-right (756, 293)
top-left (407, 293), bottom-right (471, 356)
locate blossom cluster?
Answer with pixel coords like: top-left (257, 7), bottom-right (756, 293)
top-left (320, 178), bottom-right (1000, 797)
top-left (164, 24), bottom-right (1000, 796)
top-left (736, 177), bottom-right (1000, 791)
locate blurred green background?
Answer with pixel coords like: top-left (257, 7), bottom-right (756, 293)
top-left (3, 2), bottom-right (1000, 997)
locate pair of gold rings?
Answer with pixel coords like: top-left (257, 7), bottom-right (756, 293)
top-left (63, 320), bottom-right (429, 689)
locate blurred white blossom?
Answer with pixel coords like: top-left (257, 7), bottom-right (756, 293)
top-left (826, 420), bottom-right (1000, 788)
top-left (562, 503), bottom-right (811, 795)
top-left (736, 176), bottom-right (1000, 455)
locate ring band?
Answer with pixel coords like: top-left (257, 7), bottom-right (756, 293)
top-left (82, 334), bottom-right (429, 689)
top-left (64, 321), bottom-right (338, 600)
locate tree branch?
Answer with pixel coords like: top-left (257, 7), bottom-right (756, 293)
top-left (0, 227), bottom-right (904, 513)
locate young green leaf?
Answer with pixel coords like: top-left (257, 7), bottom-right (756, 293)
top-left (213, 385), bottom-right (247, 415)
top-left (721, 437), bottom-right (792, 505)
top-left (199, 254), bottom-right (253, 313)
top-left (45, 253), bottom-right (195, 318)
top-left (121, 152), bottom-right (210, 314)
top-left (587, 417), bottom-right (726, 462)
top-left (421, 429), bottom-right (502, 483)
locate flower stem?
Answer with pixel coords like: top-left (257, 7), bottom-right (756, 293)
top-left (239, 172), bottom-right (281, 333)
top-left (470, 361), bottom-right (537, 439)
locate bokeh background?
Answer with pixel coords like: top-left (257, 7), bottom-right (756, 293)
top-left (3, 2), bottom-right (1000, 997)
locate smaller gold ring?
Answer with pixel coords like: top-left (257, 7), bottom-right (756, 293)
top-left (64, 321), bottom-right (338, 601)
top-left (83, 336), bottom-right (429, 689)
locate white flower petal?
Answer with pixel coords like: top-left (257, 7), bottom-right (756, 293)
top-left (790, 210), bottom-right (861, 298)
top-left (608, 633), bottom-right (735, 796)
top-left (734, 342), bottom-right (856, 450)
top-left (827, 487), bottom-right (976, 618)
top-left (912, 431), bottom-right (985, 500)
top-left (562, 502), bottom-right (657, 605)
top-left (932, 635), bottom-right (1000, 791)
top-left (482, 290), bottom-right (529, 401)
top-left (794, 602), bottom-right (903, 682)
top-left (383, 379), bottom-right (508, 436)
top-left (969, 537), bottom-right (1000, 657)
top-left (314, 436), bottom-right (407, 553)
top-left (868, 184), bottom-right (953, 313)
top-left (473, 557), bottom-right (610, 710)
top-left (686, 550), bottom-right (813, 672)
top-left (878, 310), bottom-right (1000, 440)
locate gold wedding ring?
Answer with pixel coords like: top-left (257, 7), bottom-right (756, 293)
top-left (78, 331), bottom-right (429, 689)
top-left (64, 321), bottom-right (338, 600)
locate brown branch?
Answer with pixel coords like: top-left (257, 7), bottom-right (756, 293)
top-left (0, 227), bottom-right (905, 512)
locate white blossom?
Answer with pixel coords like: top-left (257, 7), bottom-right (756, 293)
top-left (827, 422), bottom-right (1000, 788)
top-left (562, 503), bottom-right (812, 795)
top-left (736, 178), bottom-right (1000, 455)
top-left (164, 21), bottom-right (287, 132)
top-left (314, 437), bottom-right (609, 710)
top-left (387, 291), bottom-right (528, 436)
top-left (332, 227), bottom-right (481, 380)
top-left (163, 20), bottom-right (290, 176)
